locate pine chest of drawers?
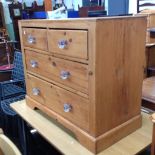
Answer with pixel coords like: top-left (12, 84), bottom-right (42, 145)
top-left (19, 17), bottom-right (147, 154)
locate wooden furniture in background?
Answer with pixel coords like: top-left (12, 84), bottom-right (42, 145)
top-left (78, 6), bottom-right (105, 17)
top-left (11, 100), bottom-right (153, 155)
top-left (44, 0), bottom-right (52, 11)
top-left (137, 10), bottom-right (155, 77)
top-left (19, 16), bottom-right (146, 153)
top-left (139, 10), bottom-right (155, 45)
top-left (142, 76), bottom-right (155, 110)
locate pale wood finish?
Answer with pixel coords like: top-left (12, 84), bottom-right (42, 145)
top-left (22, 28), bottom-right (48, 51)
top-left (27, 71), bottom-right (89, 99)
top-left (0, 129), bottom-right (3, 134)
top-left (26, 74), bottom-right (90, 131)
top-left (0, 134), bottom-right (21, 155)
top-left (149, 14), bottom-right (155, 28)
top-left (26, 96), bottom-right (142, 153)
top-left (142, 76), bottom-right (155, 103)
top-left (25, 50), bottom-right (88, 94)
top-left (24, 46), bottom-right (89, 64)
top-left (138, 11), bottom-right (155, 28)
top-left (137, 11), bottom-right (155, 78)
top-left (19, 16), bottom-right (147, 153)
top-left (138, 12), bottom-right (155, 44)
top-left (48, 29), bottom-right (88, 60)
top-left (11, 101), bottom-right (153, 155)
top-left (94, 18), bottom-right (146, 136)
top-left (151, 113), bottom-right (155, 155)
top-left (26, 96), bottom-right (96, 152)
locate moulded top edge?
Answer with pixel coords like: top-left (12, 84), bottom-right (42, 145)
top-left (19, 15), bottom-right (147, 24)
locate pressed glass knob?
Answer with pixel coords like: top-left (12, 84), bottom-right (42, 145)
top-left (27, 35), bottom-right (35, 44)
top-left (30, 60), bottom-right (38, 68)
top-left (58, 39), bottom-right (68, 49)
top-left (64, 103), bottom-right (72, 113)
top-left (60, 71), bottom-right (70, 80)
top-left (32, 88), bottom-right (40, 96)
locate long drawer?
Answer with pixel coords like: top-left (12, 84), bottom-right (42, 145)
top-left (47, 29), bottom-right (88, 59)
top-left (22, 28), bottom-right (48, 51)
top-left (25, 50), bottom-right (88, 94)
top-left (26, 74), bottom-right (89, 131)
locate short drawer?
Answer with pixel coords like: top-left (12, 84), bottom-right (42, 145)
top-left (25, 50), bottom-right (88, 94)
top-left (47, 29), bottom-right (88, 59)
top-left (148, 14), bottom-right (155, 28)
top-left (22, 28), bottom-right (47, 51)
top-left (26, 74), bottom-right (89, 131)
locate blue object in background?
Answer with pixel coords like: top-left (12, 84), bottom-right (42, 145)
top-left (108, 0), bottom-right (129, 16)
top-left (22, 11), bottom-right (46, 19)
top-left (67, 10), bottom-right (79, 18)
top-left (32, 11), bottom-right (46, 19)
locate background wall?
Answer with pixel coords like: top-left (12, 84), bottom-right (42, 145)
top-left (129, 0), bottom-right (137, 14)
top-left (108, 0), bottom-right (129, 15)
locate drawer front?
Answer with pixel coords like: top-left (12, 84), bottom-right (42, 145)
top-left (22, 28), bottom-right (47, 51)
top-left (149, 14), bottom-right (155, 28)
top-left (26, 74), bottom-right (89, 131)
top-left (47, 29), bottom-right (88, 59)
top-left (25, 50), bottom-right (88, 94)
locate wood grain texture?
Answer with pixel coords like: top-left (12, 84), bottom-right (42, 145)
top-left (23, 46), bottom-right (89, 64)
top-left (137, 12), bottom-right (155, 28)
top-left (96, 115), bottom-right (142, 153)
top-left (22, 28), bottom-right (48, 51)
top-left (149, 14), bottom-right (155, 28)
top-left (48, 29), bottom-right (88, 60)
top-left (138, 12), bottom-right (155, 44)
top-left (25, 50), bottom-right (89, 94)
top-left (26, 96), bottom-right (96, 153)
top-left (94, 18), bottom-right (146, 136)
top-left (19, 16), bottom-right (147, 153)
top-left (142, 76), bottom-right (155, 103)
top-left (26, 74), bottom-right (90, 131)
top-left (26, 96), bottom-right (143, 154)
top-left (11, 101), bottom-right (153, 155)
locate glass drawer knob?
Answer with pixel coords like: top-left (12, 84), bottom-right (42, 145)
top-left (27, 35), bottom-right (35, 44)
top-left (32, 88), bottom-right (40, 96)
top-left (30, 60), bottom-right (38, 68)
top-left (64, 104), bottom-right (72, 113)
top-left (58, 40), bottom-right (68, 49)
top-left (60, 71), bottom-right (70, 80)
